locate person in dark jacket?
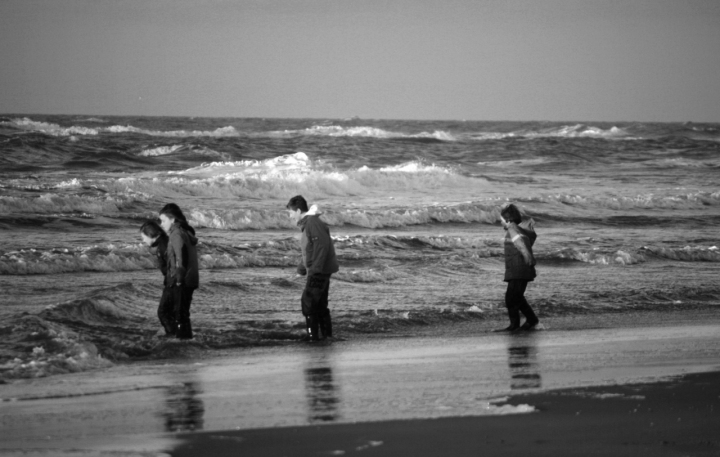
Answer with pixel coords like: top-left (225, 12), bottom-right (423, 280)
top-left (159, 204), bottom-right (199, 340)
top-left (286, 195), bottom-right (339, 341)
top-left (140, 220), bottom-right (177, 336)
top-left (496, 204), bottom-right (539, 332)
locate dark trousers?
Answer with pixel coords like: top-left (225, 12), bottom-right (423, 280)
top-left (171, 285), bottom-right (195, 339)
top-left (158, 286), bottom-right (177, 336)
top-left (301, 274), bottom-right (332, 340)
top-left (505, 279), bottom-right (538, 325)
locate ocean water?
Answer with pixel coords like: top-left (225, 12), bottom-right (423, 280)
top-left (1, 114), bottom-right (719, 380)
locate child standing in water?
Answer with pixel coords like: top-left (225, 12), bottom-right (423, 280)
top-left (286, 195), bottom-right (339, 341)
top-left (497, 204), bottom-right (539, 332)
top-left (159, 204), bottom-right (199, 340)
top-left (140, 220), bottom-right (177, 336)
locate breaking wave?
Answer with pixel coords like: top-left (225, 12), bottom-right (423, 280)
top-left (1, 117), bottom-right (240, 138)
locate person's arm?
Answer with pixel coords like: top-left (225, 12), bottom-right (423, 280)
top-left (169, 232), bottom-right (187, 285)
top-left (158, 238), bottom-right (168, 277)
top-left (507, 223), bottom-right (536, 266)
top-left (305, 220), bottom-right (330, 276)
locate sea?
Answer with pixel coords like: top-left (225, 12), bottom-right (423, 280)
top-left (1, 115), bottom-right (719, 381)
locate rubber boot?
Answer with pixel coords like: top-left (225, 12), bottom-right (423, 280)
top-left (319, 311), bottom-right (333, 339)
top-left (305, 315), bottom-right (320, 341)
top-left (518, 302), bottom-right (539, 330)
top-left (177, 321), bottom-right (193, 340)
top-left (494, 308), bottom-right (521, 332)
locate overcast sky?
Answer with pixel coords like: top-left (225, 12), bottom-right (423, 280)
top-left (1, 0), bottom-right (719, 122)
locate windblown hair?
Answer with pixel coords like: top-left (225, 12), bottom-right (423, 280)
top-left (500, 204), bottom-right (523, 224)
top-left (140, 220), bottom-right (167, 240)
top-left (159, 203), bottom-right (196, 235)
top-left (286, 195), bottom-right (309, 213)
top-left (160, 203), bottom-right (187, 222)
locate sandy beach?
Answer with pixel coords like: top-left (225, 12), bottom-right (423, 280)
top-left (172, 370), bottom-right (720, 457)
top-left (1, 311), bottom-right (719, 456)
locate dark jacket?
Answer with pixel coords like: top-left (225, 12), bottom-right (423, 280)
top-left (150, 235), bottom-right (169, 281)
top-left (297, 206), bottom-right (339, 276)
top-left (504, 221), bottom-right (537, 282)
top-left (166, 223), bottom-right (199, 289)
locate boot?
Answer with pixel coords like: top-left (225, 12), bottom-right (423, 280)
top-left (494, 308), bottom-right (521, 332)
top-left (305, 315), bottom-right (320, 341)
top-left (177, 321), bottom-right (193, 340)
top-left (519, 303), bottom-right (539, 330)
top-left (319, 311), bottom-right (333, 339)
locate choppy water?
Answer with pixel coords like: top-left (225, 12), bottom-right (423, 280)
top-left (1, 114), bottom-right (719, 379)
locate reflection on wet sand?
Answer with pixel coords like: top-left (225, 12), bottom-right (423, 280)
top-left (507, 337), bottom-right (542, 390)
top-left (161, 382), bottom-right (205, 432)
top-left (304, 355), bottom-right (341, 423)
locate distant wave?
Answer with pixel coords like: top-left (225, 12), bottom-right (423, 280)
top-left (0, 194), bottom-right (133, 215)
top-left (470, 124), bottom-right (633, 141)
top-left (106, 124), bottom-right (239, 137)
top-left (641, 245), bottom-right (720, 262)
top-left (526, 190), bottom-right (720, 210)
top-left (0, 118), bottom-right (656, 144)
top-left (1, 118), bottom-right (100, 136)
top-left (137, 144), bottom-right (230, 159)
top-left (269, 125), bottom-right (457, 141)
top-left (1, 117), bottom-right (240, 138)
top-left (189, 203), bottom-right (500, 230)
top-left (0, 240), bottom-right (302, 275)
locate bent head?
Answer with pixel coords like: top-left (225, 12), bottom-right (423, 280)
top-left (159, 204), bottom-right (185, 232)
top-left (140, 220), bottom-right (165, 246)
top-left (286, 195), bottom-right (309, 221)
top-left (500, 204), bottom-right (523, 225)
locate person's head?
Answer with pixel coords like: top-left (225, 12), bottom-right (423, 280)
top-left (159, 204), bottom-right (185, 232)
top-left (160, 203), bottom-right (187, 222)
top-left (140, 220), bottom-right (166, 246)
top-left (286, 195), bottom-right (309, 217)
top-left (500, 204), bottom-right (523, 225)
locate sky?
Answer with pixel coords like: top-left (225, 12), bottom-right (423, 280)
top-left (1, 0), bottom-right (719, 122)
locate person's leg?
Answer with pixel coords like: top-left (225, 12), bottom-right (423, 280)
top-left (301, 275), bottom-right (324, 341)
top-left (318, 275), bottom-right (332, 338)
top-left (497, 280), bottom-right (525, 331)
top-left (176, 286), bottom-right (194, 339)
top-left (518, 293), bottom-right (539, 330)
top-left (158, 286), bottom-right (177, 336)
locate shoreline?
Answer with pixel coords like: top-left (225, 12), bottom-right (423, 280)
top-left (1, 314), bottom-right (719, 455)
top-left (171, 369), bottom-right (720, 457)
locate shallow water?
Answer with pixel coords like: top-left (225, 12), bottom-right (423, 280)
top-left (1, 115), bottom-right (719, 380)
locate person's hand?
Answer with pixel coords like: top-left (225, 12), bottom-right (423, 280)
top-left (499, 215), bottom-right (509, 230)
top-left (526, 257), bottom-right (536, 267)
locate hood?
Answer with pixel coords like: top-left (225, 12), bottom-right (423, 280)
top-left (518, 218), bottom-right (537, 245)
top-left (170, 222), bottom-right (198, 246)
top-left (296, 204), bottom-right (321, 229)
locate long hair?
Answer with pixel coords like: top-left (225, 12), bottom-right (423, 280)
top-left (159, 203), bottom-right (196, 235)
top-left (160, 203), bottom-right (187, 222)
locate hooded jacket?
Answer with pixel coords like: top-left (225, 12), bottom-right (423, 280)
top-left (166, 222), bottom-right (199, 289)
top-left (504, 220), bottom-right (537, 282)
top-left (297, 205), bottom-right (339, 276)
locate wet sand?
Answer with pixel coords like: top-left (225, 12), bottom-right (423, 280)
top-left (1, 314), bottom-right (719, 456)
top-left (172, 370), bottom-right (720, 457)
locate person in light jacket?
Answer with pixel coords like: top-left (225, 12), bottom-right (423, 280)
top-left (287, 195), bottom-right (339, 341)
top-left (496, 204), bottom-right (539, 332)
top-left (140, 220), bottom-right (176, 336)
